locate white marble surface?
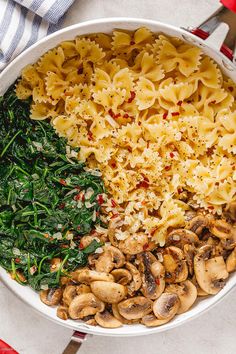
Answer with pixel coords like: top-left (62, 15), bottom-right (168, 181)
top-left (1, 0), bottom-right (236, 353)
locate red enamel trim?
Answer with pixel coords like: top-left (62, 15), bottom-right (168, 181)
top-left (221, 0), bottom-right (236, 13)
top-left (0, 340), bottom-right (19, 354)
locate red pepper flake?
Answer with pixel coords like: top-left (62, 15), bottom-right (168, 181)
top-left (108, 109), bottom-right (120, 119)
top-left (150, 228), bottom-right (157, 236)
top-left (165, 165), bottom-right (171, 171)
top-left (208, 206), bottom-right (214, 210)
top-left (177, 188), bottom-right (183, 194)
top-left (127, 147), bottom-right (132, 152)
top-left (79, 242), bottom-right (84, 249)
top-left (143, 243), bottom-right (149, 251)
top-left (171, 112), bottom-right (180, 116)
top-left (163, 112), bottom-right (168, 119)
top-left (141, 201), bottom-right (146, 206)
top-left (111, 213), bottom-right (119, 219)
top-left (74, 194), bottom-right (81, 201)
top-left (123, 113), bottom-right (129, 118)
top-left (98, 194), bottom-right (104, 205)
top-left (137, 180), bottom-right (149, 189)
top-left (155, 278), bottom-right (160, 285)
top-left (88, 131), bottom-right (93, 141)
top-left (81, 194), bottom-right (85, 202)
top-left (59, 203), bottom-right (66, 209)
top-left (15, 258), bottom-right (21, 264)
top-left (64, 91), bottom-right (72, 96)
top-left (228, 86), bottom-right (234, 92)
top-left (177, 100), bottom-right (183, 106)
top-left (111, 162), bottom-right (116, 168)
top-left (130, 40), bottom-right (135, 45)
top-left (77, 225), bottom-right (81, 230)
top-left (111, 199), bottom-right (117, 207)
top-left (128, 91), bottom-right (136, 103)
top-left (138, 121), bottom-right (141, 126)
top-left (170, 152), bottom-right (174, 158)
top-left (59, 179), bottom-right (67, 186)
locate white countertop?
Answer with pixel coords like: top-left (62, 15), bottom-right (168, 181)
top-left (1, 0), bottom-right (236, 353)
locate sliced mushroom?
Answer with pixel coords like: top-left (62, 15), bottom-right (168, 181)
top-left (112, 304), bottom-right (135, 324)
top-left (153, 293), bottom-right (180, 321)
top-left (40, 288), bottom-right (62, 306)
top-left (138, 253), bottom-right (165, 299)
top-left (111, 268), bottom-right (132, 285)
top-left (94, 246), bottom-right (125, 273)
top-left (119, 233), bottom-right (149, 255)
top-left (57, 305), bottom-right (69, 320)
top-left (50, 258), bottom-right (62, 272)
top-left (185, 215), bottom-right (209, 235)
top-left (71, 269), bottom-right (114, 284)
top-left (76, 284), bottom-right (91, 295)
top-left (79, 235), bottom-right (101, 249)
top-left (142, 313), bottom-right (171, 327)
top-left (95, 310), bottom-right (122, 328)
top-left (117, 297), bottom-right (153, 320)
top-left (183, 244), bottom-right (195, 276)
top-left (63, 285), bottom-right (78, 306)
top-left (68, 293), bottom-right (105, 319)
top-left (163, 246), bottom-right (188, 283)
top-left (194, 245), bottom-right (229, 295)
top-left (165, 280), bottom-right (197, 314)
top-left (225, 202), bottom-right (236, 221)
top-left (166, 229), bottom-right (199, 249)
top-left (219, 227), bottom-right (236, 250)
top-left (125, 262), bottom-right (142, 295)
top-left (191, 275), bottom-right (209, 297)
top-left (209, 219), bottom-right (232, 239)
top-left (90, 281), bottom-right (127, 303)
top-left (226, 248), bottom-right (236, 272)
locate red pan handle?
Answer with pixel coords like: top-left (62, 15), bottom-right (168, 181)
top-left (0, 340), bottom-right (19, 354)
top-left (221, 0), bottom-right (236, 12)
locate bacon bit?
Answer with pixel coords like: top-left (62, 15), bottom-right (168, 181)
top-left (58, 203), bottom-right (66, 209)
top-left (111, 213), bottom-right (119, 219)
top-left (111, 199), bottom-right (117, 207)
top-left (78, 67), bottom-right (83, 75)
top-left (171, 112), bottom-right (180, 116)
top-left (15, 258), bottom-right (21, 264)
top-left (211, 100), bottom-right (216, 104)
top-left (59, 179), bottom-right (67, 186)
top-left (165, 165), bottom-right (171, 171)
top-left (123, 113), bottom-right (129, 118)
top-left (143, 243), bottom-right (149, 251)
top-left (98, 195), bottom-right (104, 205)
top-left (79, 242), bottom-right (84, 249)
top-left (74, 194), bottom-right (81, 201)
top-left (155, 278), bottom-right (160, 285)
top-left (163, 112), bottom-right (168, 119)
top-left (208, 206), bottom-right (214, 210)
top-left (130, 40), bottom-right (135, 45)
top-left (170, 152), bottom-right (174, 158)
top-left (128, 91), bottom-right (136, 103)
top-left (177, 100), bottom-right (183, 106)
top-left (228, 86), bottom-right (234, 92)
top-left (88, 131), bottom-right (93, 141)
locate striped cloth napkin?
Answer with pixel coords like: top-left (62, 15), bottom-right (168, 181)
top-left (0, 0), bottom-right (75, 72)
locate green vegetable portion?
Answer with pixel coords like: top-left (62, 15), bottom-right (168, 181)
top-left (0, 84), bottom-right (106, 290)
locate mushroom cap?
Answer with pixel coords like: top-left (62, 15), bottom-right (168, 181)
top-left (90, 281), bottom-right (127, 303)
top-left (117, 296), bottom-right (153, 320)
top-left (95, 310), bottom-right (122, 328)
top-left (185, 215), bottom-right (209, 235)
top-left (57, 305), bottom-right (69, 320)
top-left (166, 229), bottom-right (199, 248)
top-left (68, 293), bottom-right (105, 319)
top-left (111, 268), bottom-right (132, 285)
top-left (226, 247), bottom-right (236, 272)
top-left (163, 246), bottom-right (188, 283)
top-left (95, 246), bottom-right (125, 273)
top-left (194, 245), bottom-right (229, 295)
top-left (72, 269), bottom-right (114, 284)
top-left (76, 284), bottom-right (91, 295)
top-left (165, 280), bottom-right (197, 314)
top-left (209, 219), bottom-right (232, 239)
top-left (153, 293), bottom-right (180, 320)
top-left (40, 288), bottom-right (62, 306)
top-left (125, 262), bottom-right (142, 295)
top-left (63, 285), bottom-right (78, 306)
top-left (141, 313), bottom-right (170, 327)
top-left (119, 233), bottom-right (149, 255)
top-left (225, 202), bottom-right (236, 221)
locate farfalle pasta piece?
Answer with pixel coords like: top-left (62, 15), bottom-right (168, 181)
top-left (45, 72), bottom-right (69, 100)
top-left (64, 62), bottom-right (94, 85)
top-left (37, 47), bottom-right (65, 75)
top-left (75, 99), bottom-right (104, 120)
top-left (30, 101), bottom-right (56, 120)
top-left (135, 77), bottom-right (156, 110)
top-left (155, 37), bottom-right (202, 77)
top-left (131, 51), bottom-right (164, 82)
top-left (206, 179), bottom-right (236, 206)
top-left (15, 80), bottom-right (32, 99)
top-left (52, 115), bottom-right (79, 146)
top-left (93, 87), bottom-right (126, 113)
top-left (64, 84), bottom-right (91, 114)
top-left (217, 110), bottom-right (236, 154)
top-left (75, 38), bottom-right (105, 63)
top-left (158, 82), bottom-right (196, 109)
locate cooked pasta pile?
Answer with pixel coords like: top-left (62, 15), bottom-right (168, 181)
top-left (16, 28), bottom-right (236, 245)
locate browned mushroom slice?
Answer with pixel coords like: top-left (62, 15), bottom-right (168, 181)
top-left (209, 219), bottom-right (232, 239)
top-left (226, 248), bottom-right (236, 272)
top-left (138, 252), bottom-right (165, 300)
top-left (142, 313), bottom-right (170, 327)
top-left (119, 233), bottom-right (149, 255)
top-left (191, 275), bottom-right (209, 297)
top-left (72, 269), bottom-right (114, 284)
top-left (68, 293), bottom-right (105, 319)
top-left (166, 229), bottom-right (199, 248)
top-left (94, 246), bottom-right (125, 273)
top-left (125, 262), bottom-right (142, 295)
top-left (40, 288), bottom-right (62, 306)
top-left (163, 246), bottom-right (188, 283)
top-left (63, 285), bottom-right (78, 306)
top-left (165, 280), bottom-right (197, 314)
top-left (90, 281), bottom-right (127, 303)
top-left (57, 305), bottom-right (69, 320)
top-left (185, 215), bottom-right (209, 235)
top-left (153, 293), bottom-right (180, 322)
top-left (194, 245), bottom-right (229, 295)
top-left (111, 268), bottom-right (132, 285)
top-left (183, 244), bottom-right (195, 276)
top-left (95, 310), bottom-right (122, 328)
top-left (117, 297), bottom-right (153, 320)
top-left (76, 284), bottom-right (91, 295)
top-left (225, 202), bottom-right (236, 221)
